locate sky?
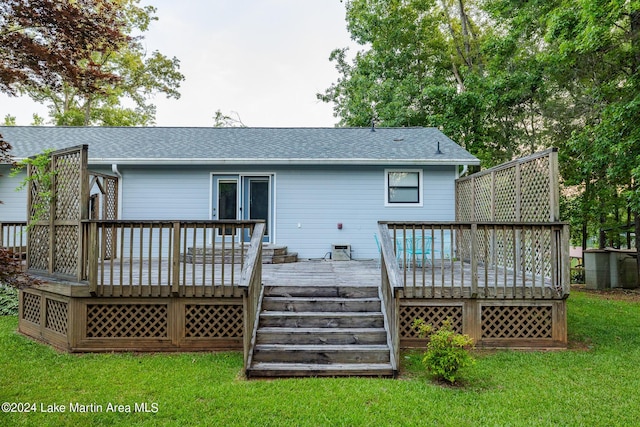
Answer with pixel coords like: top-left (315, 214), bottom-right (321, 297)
top-left (0, 0), bottom-right (359, 128)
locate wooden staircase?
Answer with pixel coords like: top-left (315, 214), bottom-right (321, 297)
top-left (246, 284), bottom-right (395, 378)
top-left (184, 244), bottom-right (297, 264)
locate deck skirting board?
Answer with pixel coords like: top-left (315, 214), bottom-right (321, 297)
top-left (18, 287), bottom-right (245, 352)
top-left (398, 298), bottom-right (567, 349)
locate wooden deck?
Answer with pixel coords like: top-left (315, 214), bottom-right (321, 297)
top-left (81, 257), bottom-right (561, 299)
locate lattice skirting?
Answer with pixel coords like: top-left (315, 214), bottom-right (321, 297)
top-left (19, 289), bottom-right (70, 350)
top-left (19, 287), bottom-right (245, 352)
top-left (399, 299), bottom-right (567, 349)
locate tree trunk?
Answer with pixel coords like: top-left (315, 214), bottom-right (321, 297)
top-left (635, 212), bottom-right (640, 287)
top-left (83, 96), bottom-right (91, 126)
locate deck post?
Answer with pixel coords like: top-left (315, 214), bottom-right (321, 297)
top-left (87, 222), bottom-right (98, 295)
top-left (171, 222), bottom-right (181, 296)
top-left (470, 223), bottom-right (478, 297)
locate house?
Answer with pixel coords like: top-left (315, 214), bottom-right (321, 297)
top-left (0, 126), bottom-right (480, 259)
top-left (3, 136), bottom-right (569, 375)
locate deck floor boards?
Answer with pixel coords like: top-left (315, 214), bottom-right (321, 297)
top-left (77, 258), bottom-right (563, 299)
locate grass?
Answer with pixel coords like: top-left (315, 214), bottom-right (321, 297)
top-left (1, 289), bottom-right (639, 426)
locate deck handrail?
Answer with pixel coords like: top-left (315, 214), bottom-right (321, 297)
top-left (377, 223), bottom-right (403, 375)
top-left (378, 221), bottom-right (570, 299)
top-left (82, 219), bottom-right (264, 297)
top-left (0, 221), bottom-right (28, 259)
top-left (239, 222), bottom-right (265, 373)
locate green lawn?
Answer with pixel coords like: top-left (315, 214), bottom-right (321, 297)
top-left (1, 290), bottom-right (639, 426)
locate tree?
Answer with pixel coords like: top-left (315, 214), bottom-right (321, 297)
top-left (213, 110), bottom-right (247, 127)
top-left (320, 0), bottom-right (557, 167)
top-left (1, 0), bottom-right (129, 97)
top-left (1, 0), bottom-right (184, 126)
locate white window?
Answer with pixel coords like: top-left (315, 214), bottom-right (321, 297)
top-left (385, 169), bottom-right (423, 206)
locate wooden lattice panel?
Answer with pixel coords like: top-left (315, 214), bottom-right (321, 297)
top-left (520, 156), bottom-right (551, 222)
top-left (184, 304), bottom-right (243, 338)
top-left (103, 178), bottom-right (118, 259)
top-left (27, 225), bottom-right (49, 270)
top-left (399, 305), bottom-right (463, 339)
top-left (46, 299), bottom-right (68, 335)
top-left (494, 167), bottom-right (517, 222)
top-left (473, 174), bottom-right (493, 221)
top-left (455, 149), bottom-right (557, 223)
top-left (86, 304), bottom-right (168, 338)
top-left (53, 225), bottom-right (79, 275)
top-left (481, 305), bottom-right (552, 339)
top-left (456, 180), bottom-right (473, 221)
top-left (22, 293), bottom-right (41, 324)
top-left (28, 165), bottom-right (51, 220)
top-left (53, 150), bottom-right (82, 221)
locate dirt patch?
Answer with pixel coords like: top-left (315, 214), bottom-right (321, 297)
top-left (571, 284), bottom-right (640, 302)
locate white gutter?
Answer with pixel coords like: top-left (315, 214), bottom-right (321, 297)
top-left (91, 158), bottom-right (482, 166)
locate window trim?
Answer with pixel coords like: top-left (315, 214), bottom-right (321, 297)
top-left (384, 169), bottom-right (423, 207)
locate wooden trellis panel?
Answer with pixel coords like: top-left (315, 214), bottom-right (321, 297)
top-left (46, 299), bottom-right (69, 335)
top-left (89, 172), bottom-right (119, 259)
top-left (455, 148), bottom-right (559, 222)
top-left (184, 304), bottom-right (244, 338)
top-left (398, 300), bottom-right (565, 348)
top-left (22, 292), bottom-right (41, 324)
top-left (86, 304), bottom-right (169, 338)
top-left (26, 145), bottom-right (88, 280)
top-left (399, 304), bottom-right (463, 339)
top-left (481, 305), bottom-right (553, 339)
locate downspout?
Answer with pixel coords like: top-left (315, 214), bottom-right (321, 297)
top-left (457, 164), bottom-right (469, 179)
top-left (112, 164), bottom-right (123, 219)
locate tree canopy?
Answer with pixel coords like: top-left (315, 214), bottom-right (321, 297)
top-left (321, 0), bottom-right (640, 251)
top-left (0, 0), bottom-right (184, 126)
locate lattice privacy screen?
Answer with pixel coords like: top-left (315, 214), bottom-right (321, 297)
top-left (27, 145), bottom-right (88, 279)
top-left (456, 149), bottom-right (559, 222)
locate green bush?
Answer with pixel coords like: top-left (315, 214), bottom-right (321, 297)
top-left (412, 318), bottom-right (475, 384)
top-left (0, 285), bottom-right (19, 316)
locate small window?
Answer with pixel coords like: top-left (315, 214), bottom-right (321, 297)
top-left (385, 170), bottom-right (422, 206)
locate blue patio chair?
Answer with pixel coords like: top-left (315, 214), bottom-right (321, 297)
top-left (397, 235), bottom-right (432, 268)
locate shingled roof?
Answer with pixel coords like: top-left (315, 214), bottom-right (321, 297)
top-left (0, 126), bottom-right (480, 166)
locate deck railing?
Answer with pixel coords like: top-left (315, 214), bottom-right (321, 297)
top-left (240, 222), bottom-right (265, 372)
top-left (379, 221), bottom-right (570, 299)
top-left (82, 220), bottom-right (264, 297)
top-left (0, 221), bottom-right (27, 260)
top-left (378, 224), bottom-right (402, 374)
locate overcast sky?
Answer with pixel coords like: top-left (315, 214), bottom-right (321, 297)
top-left (0, 0), bottom-right (359, 127)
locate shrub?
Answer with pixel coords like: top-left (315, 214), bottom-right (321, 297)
top-left (412, 318), bottom-right (475, 384)
top-left (0, 285), bottom-right (19, 316)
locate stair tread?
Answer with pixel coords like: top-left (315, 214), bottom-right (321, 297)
top-left (250, 362), bottom-right (393, 370)
top-left (255, 344), bottom-right (389, 351)
top-left (258, 327), bottom-right (386, 333)
top-left (260, 311), bottom-right (383, 317)
top-left (263, 297), bottom-right (379, 302)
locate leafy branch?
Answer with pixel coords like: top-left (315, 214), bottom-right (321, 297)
top-left (10, 149), bottom-right (56, 227)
